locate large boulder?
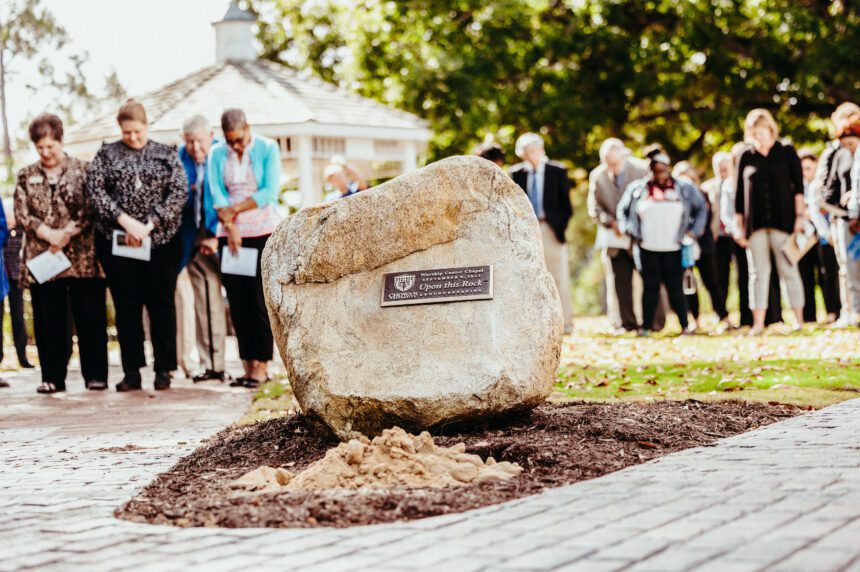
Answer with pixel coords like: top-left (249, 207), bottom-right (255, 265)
top-left (262, 156), bottom-right (563, 440)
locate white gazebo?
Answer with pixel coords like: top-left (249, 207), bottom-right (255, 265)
top-left (64, 1), bottom-right (431, 207)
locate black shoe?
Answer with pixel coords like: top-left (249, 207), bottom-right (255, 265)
top-left (19, 361), bottom-right (35, 369)
top-left (192, 370), bottom-right (226, 383)
top-left (0, 378), bottom-right (10, 388)
top-left (116, 371), bottom-right (142, 392)
top-left (86, 379), bottom-right (108, 391)
top-left (37, 382), bottom-right (65, 394)
top-left (154, 371), bottom-right (171, 391)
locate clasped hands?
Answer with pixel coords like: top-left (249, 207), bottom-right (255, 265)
top-left (38, 221), bottom-right (82, 253)
top-left (118, 214), bottom-right (154, 248)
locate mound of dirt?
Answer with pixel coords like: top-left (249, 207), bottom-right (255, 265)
top-left (117, 401), bottom-right (804, 529)
top-left (233, 427), bottom-right (521, 493)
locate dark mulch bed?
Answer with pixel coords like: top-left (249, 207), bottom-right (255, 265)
top-left (116, 400), bottom-right (803, 528)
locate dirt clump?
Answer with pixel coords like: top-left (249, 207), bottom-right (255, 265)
top-left (232, 427), bottom-right (520, 493)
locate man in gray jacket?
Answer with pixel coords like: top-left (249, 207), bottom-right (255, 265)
top-left (588, 138), bottom-right (663, 331)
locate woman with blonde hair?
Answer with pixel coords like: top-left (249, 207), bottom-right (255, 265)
top-left (733, 109), bottom-right (806, 334)
top-left (86, 100), bottom-right (187, 391)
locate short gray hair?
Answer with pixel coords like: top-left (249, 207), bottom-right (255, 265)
top-left (515, 132), bottom-right (544, 159)
top-left (598, 138), bottom-right (626, 164)
top-left (711, 151), bottom-right (732, 177)
top-left (182, 114), bottom-right (211, 135)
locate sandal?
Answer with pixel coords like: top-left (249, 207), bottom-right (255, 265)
top-left (229, 377), bottom-right (248, 387)
top-left (37, 382), bottom-right (65, 394)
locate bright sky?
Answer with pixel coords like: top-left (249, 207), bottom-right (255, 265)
top-left (7, 0), bottom-right (231, 148)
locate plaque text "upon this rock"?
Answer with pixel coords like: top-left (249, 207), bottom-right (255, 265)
top-left (381, 265), bottom-right (493, 307)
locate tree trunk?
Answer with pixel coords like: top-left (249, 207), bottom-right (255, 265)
top-left (0, 45), bottom-right (13, 183)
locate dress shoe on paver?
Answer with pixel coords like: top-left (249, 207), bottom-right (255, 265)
top-left (86, 380), bottom-right (108, 391)
top-left (193, 370), bottom-right (226, 383)
top-left (116, 371), bottom-right (142, 392)
top-left (19, 361), bottom-right (35, 369)
top-left (0, 378), bottom-right (9, 388)
top-left (154, 371), bottom-right (171, 391)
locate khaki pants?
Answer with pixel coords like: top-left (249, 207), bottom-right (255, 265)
top-left (540, 222), bottom-right (573, 329)
top-left (601, 249), bottom-right (620, 328)
top-left (175, 269), bottom-right (196, 375)
top-left (187, 250), bottom-right (227, 372)
top-left (833, 218), bottom-right (860, 316)
top-left (746, 229), bottom-right (804, 310)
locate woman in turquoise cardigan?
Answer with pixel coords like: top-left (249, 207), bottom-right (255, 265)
top-left (207, 109), bottom-right (281, 389)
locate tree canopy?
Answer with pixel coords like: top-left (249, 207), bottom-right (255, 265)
top-left (251, 0), bottom-right (860, 170)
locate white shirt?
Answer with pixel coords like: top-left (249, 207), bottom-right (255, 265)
top-left (637, 198), bottom-right (684, 252)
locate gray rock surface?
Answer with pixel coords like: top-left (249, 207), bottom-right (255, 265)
top-left (262, 155), bottom-right (563, 439)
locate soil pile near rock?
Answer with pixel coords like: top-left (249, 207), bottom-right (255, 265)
top-left (117, 401), bottom-right (804, 529)
top-left (233, 427), bottom-right (521, 492)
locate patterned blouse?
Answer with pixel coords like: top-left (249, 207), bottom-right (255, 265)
top-left (14, 156), bottom-right (103, 286)
top-left (85, 140), bottom-right (187, 245)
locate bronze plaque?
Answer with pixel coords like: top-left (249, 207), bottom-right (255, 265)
top-left (381, 265), bottom-right (493, 307)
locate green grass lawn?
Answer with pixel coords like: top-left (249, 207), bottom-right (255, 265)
top-left (241, 317), bottom-right (860, 423)
top-left (554, 318), bottom-right (860, 408)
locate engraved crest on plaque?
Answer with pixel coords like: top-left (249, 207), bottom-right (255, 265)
top-left (394, 274), bottom-right (416, 292)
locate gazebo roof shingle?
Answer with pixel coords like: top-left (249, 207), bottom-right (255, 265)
top-left (66, 60), bottom-right (428, 144)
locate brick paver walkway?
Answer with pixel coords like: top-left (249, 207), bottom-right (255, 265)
top-left (1, 362), bottom-right (858, 572)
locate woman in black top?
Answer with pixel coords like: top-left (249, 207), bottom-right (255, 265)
top-left (734, 108), bottom-right (807, 334)
top-left (86, 100), bottom-right (187, 391)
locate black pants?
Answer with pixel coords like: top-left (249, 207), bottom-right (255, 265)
top-left (611, 249), bottom-right (666, 331)
top-left (716, 237), bottom-right (754, 326)
top-left (219, 234), bottom-right (274, 361)
top-left (818, 242), bottom-right (842, 317)
top-left (30, 278), bottom-right (108, 387)
top-left (687, 251), bottom-right (729, 321)
top-left (610, 249), bottom-right (638, 331)
top-left (799, 242), bottom-right (842, 321)
top-left (4, 280), bottom-right (30, 365)
top-left (799, 246), bottom-right (820, 322)
top-left (640, 248), bottom-right (688, 331)
top-left (96, 234), bottom-right (182, 374)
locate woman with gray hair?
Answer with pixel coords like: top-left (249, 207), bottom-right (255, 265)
top-left (509, 132), bottom-right (574, 332)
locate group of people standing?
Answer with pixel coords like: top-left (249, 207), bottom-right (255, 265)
top-left (588, 104), bottom-right (860, 336)
top-left (6, 99), bottom-right (859, 392)
top-left (10, 100), bottom-right (280, 393)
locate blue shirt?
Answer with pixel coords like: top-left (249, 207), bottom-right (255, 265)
top-left (178, 145), bottom-right (219, 269)
top-left (525, 160), bottom-right (546, 219)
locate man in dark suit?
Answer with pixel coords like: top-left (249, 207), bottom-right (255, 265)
top-left (509, 133), bottom-right (574, 332)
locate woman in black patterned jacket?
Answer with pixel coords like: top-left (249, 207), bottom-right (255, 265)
top-left (86, 100), bottom-right (187, 392)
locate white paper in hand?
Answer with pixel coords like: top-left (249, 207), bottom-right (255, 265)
top-left (112, 230), bottom-right (151, 261)
top-left (595, 225), bottom-right (632, 250)
top-left (221, 246), bottom-right (258, 277)
top-left (26, 250), bottom-right (71, 284)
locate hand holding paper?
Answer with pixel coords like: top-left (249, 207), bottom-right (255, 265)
top-left (26, 250), bottom-right (71, 284)
top-left (221, 246), bottom-right (258, 277)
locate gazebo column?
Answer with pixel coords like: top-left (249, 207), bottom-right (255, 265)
top-left (402, 140), bottom-right (417, 173)
top-left (297, 135), bottom-right (316, 207)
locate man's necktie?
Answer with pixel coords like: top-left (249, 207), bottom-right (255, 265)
top-left (528, 170), bottom-right (539, 215)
